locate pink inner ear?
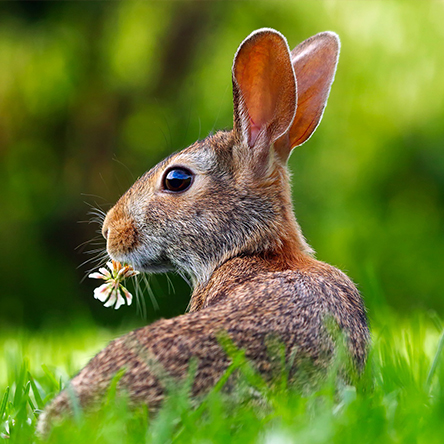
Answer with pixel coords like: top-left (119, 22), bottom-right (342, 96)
top-left (237, 45), bottom-right (279, 147)
top-left (249, 119), bottom-right (261, 146)
top-left (233, 30), bottom-right (296, 150)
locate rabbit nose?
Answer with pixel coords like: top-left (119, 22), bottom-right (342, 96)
top-left (102, 207), bottom-right (116, 240)
top-left (102, 215), bottom-right (111, 240)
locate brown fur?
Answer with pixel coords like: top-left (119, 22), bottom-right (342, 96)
top-left (38, 28), bottom-right (369, 435)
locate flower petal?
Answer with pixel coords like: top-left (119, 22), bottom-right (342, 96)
top-left (98, 267), bottom-right (112, 279)
top-left (88, 272), bottom-right (106, 280)
top-left (120, 286), bottom-right (133, 306)
top-left (106, 261), bottom-right (114, 271)
top-left (117, 265), bottom-right (140, 280)
top-left (116, 266), bottom-right (129, 280)
top-left (125, 269), bottom-right (140, 279)
top-left (94, 283), bottom-right (112, 302)
top-left (103, 289), bottom-right (117, 307)
top-left (114, 293), bottom-right (126, 310)
top-left (112, 260), bottom-right (123, 276)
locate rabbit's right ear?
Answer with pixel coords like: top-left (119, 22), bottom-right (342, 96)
top-left (275, 32), bottom-right (340, 161)
top-left (232, 29), bottom-right (297, 174)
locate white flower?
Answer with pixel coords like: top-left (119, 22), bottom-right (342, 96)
top-left (89, 261), bottom-right (139, 310)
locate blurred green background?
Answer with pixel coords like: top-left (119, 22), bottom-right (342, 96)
top-left (0, 0), bottom-right (443, 330)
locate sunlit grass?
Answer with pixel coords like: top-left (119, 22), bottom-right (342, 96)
top-left (1, 311), bottom-right (444, 443)
top-left (0, 323), bottom-right (117, 390)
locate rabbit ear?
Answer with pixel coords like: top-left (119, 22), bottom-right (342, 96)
top-left (275, 32), bottom-right (340, 161)
top-left (232, 28), bottom-right (297, 169)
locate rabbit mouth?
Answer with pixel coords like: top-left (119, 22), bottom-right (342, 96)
top-left (115, 248), bottom-right (173, 275)
top-left (105, 253), bottom-right (173, 275)
top-left (138, 262), bottom-right (173, 274)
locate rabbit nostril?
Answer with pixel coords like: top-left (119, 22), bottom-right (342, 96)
top-left (102, 227), bottom-right (109, 240)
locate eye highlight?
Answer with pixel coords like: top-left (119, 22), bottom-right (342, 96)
top-left (163, 167), bottom-right (194, 192)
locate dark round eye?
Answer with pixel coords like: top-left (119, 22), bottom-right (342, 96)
top-left (163, 168), bottom-right (193, 192)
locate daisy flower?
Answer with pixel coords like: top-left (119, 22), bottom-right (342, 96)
top-left (89, 260), bottom-right (139, 309)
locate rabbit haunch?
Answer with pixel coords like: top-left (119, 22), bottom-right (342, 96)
top-left (103, 130), bottom-right (313, 289)
top-left (37, 28), bottom-right (369, 434)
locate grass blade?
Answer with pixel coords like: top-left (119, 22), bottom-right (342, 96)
top-left (28, 371), bottom-right (44, 409)
top-left (41, 364), bottom-right (62, 391)
top-left (0, 387), bottom-right (9, 419)
top-left (426, 329), bottom-right (444, 387)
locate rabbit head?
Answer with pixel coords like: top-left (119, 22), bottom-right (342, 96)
top-left (102, 29), bottom-right (339, 287)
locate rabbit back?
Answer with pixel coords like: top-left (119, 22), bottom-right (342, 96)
top-left (38, 255), bottom-right (368, 434)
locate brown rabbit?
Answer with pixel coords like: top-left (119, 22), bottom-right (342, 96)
top-left (38, 28), bottom-right (369, 433)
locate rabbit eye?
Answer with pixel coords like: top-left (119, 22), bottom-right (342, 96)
top-left (163, 168), bottom-right (193, 192)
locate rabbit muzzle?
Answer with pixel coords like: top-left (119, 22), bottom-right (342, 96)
top-left (102, 206), bottom-right (140, 258)
top-left (102, 203), bottom-right (173, 273)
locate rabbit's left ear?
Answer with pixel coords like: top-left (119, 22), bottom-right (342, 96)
top-left (275, 32), bottom-right (340, 161)
top-left (232, 28), bottom-right (297, 171)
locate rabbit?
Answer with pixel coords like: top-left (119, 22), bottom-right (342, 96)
top-left (37, 28), bottom-right (369, 434)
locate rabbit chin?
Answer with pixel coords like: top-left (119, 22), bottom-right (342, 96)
top-left (107, 247), bottom-right (173, 274)
top-left (136, 262), bottom-right (173, 274)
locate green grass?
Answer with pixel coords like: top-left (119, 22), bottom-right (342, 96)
top-left (2, 312), bottom-right (444, 443)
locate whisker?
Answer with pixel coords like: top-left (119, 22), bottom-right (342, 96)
top-left (177, 269), bottom-right (192, 289)
top-left (87, 210), bottom-right (106, 219)
top-left (86, 206), bottom-right (106, 214)
top-left (78, 220), bottom-right (99, 225)
top-left (81, 193), bottom-right (108, 202)
top-left (134, 276), bottom-right (147, 321)
top-left (143, 274), bottom-right (159, 311)
top-left (85, 241), bottom-right (105, 247)
top-left (77, 252), bottom-right (108, 270)
top-left (112, 157), bottom-right (136, 182)
top-left (86, 215), bottom-right (105, 224)
top-left (165, 274), bottom-right (176, 295)
top-left (84, 248), bottom-right (106, 255)
top-left (84, 200), bottom-right (108, 212)
top-left (80, 254), bottom-right (109, 283)
top-left (86, 217), bottom-right (105, 226)
top-left (75, 236), bottom-right (103, 251)
top-left (76, 199), bottom-right (110, 284)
